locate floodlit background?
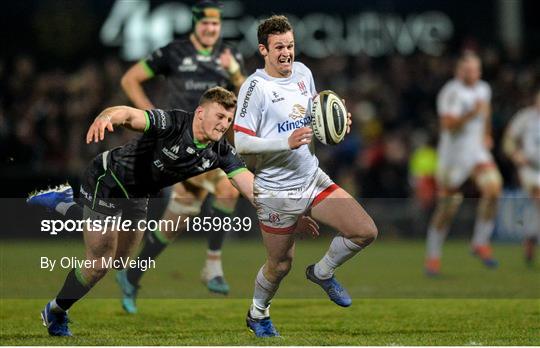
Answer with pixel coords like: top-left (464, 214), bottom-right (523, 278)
top-left (0, 1), bottom-right (538, 345)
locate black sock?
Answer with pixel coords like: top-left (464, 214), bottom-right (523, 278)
top-left (126, 229), bottom-right (169, 286)
top-left (55, 268), bottom-right (92, 311)
top-left (207, 205), bottom-right (233, 251)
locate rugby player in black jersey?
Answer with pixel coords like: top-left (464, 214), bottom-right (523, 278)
top-left (29, 0), bottom-right (246, 309)
top-left (119, 0), bottom-right (246, 301)
top-left (39, 87), bottom-right (254, 336)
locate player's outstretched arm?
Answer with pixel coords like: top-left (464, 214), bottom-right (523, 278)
top-left (86, 106), bottom-right (147, 143)
top-left (121, 62), bottom-right (155, 109)
top-left (229, 170), bottom-right (254, 205)
top-left (234, 127), bottom-right (312, 155)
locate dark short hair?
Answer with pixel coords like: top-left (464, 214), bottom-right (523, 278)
top-left (257, 15), bottom-right (293, 48)
top-left (199, 86), bottom-right (237, 110)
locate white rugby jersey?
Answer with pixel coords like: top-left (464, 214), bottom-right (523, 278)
top-left (507, 106), bottom-right (540, 168)
top-left (233, 62), bottom-right (319, 190)
top-left (437, 78), bottom-right (492, 160)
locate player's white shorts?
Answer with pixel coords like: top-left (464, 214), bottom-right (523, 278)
top-left (436, 148), bottom-right (493, 188)
top-left (519, 166), bottom-right (540, 193)
top-left (254, 168), bottom-right (338, 234)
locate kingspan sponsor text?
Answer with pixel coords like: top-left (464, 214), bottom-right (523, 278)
top-left (277, 115), bottom-right (313, 133)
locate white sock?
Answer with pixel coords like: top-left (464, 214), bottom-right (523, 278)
top-left (55, 201), bottom-right (77, 216)
top-left (251, 266), bottom-right (279, 319)
top-left (49, 299), bottom-right (66, 313)
top-left (250, 303), bottom-right (269, 319)
top-left (471, 219), bottom-right (495, 246)
top-left (523, 204), bottom-right (540, 238)
top-left (314, 236), bottom-right (363, 280)
top-left (425, 225), bottom-right (449, 259)
top-left (205, 250), bottom-right (223, 278)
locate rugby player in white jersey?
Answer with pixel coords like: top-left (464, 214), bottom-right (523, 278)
top-left (503, 90), bottom-right (540, 266)
top-left (233, 15), bottom-right (378, 337)
top-left (424, 52), bottom-right (502, 276)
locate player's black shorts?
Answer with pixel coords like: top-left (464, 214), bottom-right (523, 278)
top-left (79, 151), bottom-right (148, 223)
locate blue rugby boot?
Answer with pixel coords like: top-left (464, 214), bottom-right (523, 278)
top-left (41, 302), bottom-right (72, 337)
top-left (246, 310), bottom-right (280, 338)
top-left (306, 264), bottom-right (352, 307)
top-left (27, 184), bottom-right (74, 212)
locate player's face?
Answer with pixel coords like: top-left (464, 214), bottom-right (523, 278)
top-left (194, 18), bottom-right (221, 48)
top-left (260, 31), bottom-right (295, 78)
top-left (201, 102), bottom-right (234, 142)
top-left (459, 58), bottom-right (481, 85)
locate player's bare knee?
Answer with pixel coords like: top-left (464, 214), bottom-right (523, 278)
top-left (161, 227), bottom-right (180, 240)
top-left (167, 189), bottom-right (202, 218)
top-left (268, 257), bottom-right (293, 280)
top-left (432, 192), bottom-right (462, 228)
top-left (481, 185), bottom-right (501, 200)
top-left (477, 170), bottom-right (502, 198)
top-left (348, 218), bottom-right (378, 247)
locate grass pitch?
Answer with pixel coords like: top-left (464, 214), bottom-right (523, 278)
top-left (1, 238), bottom-right (539, 345)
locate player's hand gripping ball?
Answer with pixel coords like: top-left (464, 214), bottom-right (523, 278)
top-left (311, 90), bottom-right (348, 145)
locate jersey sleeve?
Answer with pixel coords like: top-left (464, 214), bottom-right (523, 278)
top-left (144, 109), bottom-right (179, 137)
top-left (217, 141), bottom-right (247, 178)
top-left (233, 78), bottom-right (264, 136)
top-left (143, 43), bottom-right (174, 77)
top-left (437, 84), bottom-right (461, 117)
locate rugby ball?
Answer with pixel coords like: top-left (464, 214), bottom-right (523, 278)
top-left (311, 90), bottom-right (348, 145)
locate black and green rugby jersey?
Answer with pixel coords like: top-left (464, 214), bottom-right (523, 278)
top-left (142, 37), bottom-right (245, 111)
top-left (107, 109), bottom-right (246, 196)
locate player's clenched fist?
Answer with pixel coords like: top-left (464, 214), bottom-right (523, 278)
top-left (288, 127), bottom-right (312, 149)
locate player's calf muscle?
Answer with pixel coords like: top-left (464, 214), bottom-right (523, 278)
top-left (82, 266), bottom-right (109, 285)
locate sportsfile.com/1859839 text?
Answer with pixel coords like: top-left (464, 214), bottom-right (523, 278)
top-left (40, 216), bottom-right (253, 235)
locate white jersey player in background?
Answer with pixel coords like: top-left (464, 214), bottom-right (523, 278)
top-left (503, 90), bottom-right (540, 266)
top-left (233, 15), bottom-right (378, 337)
top-left (425, 52), bottom-right (503, 276)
